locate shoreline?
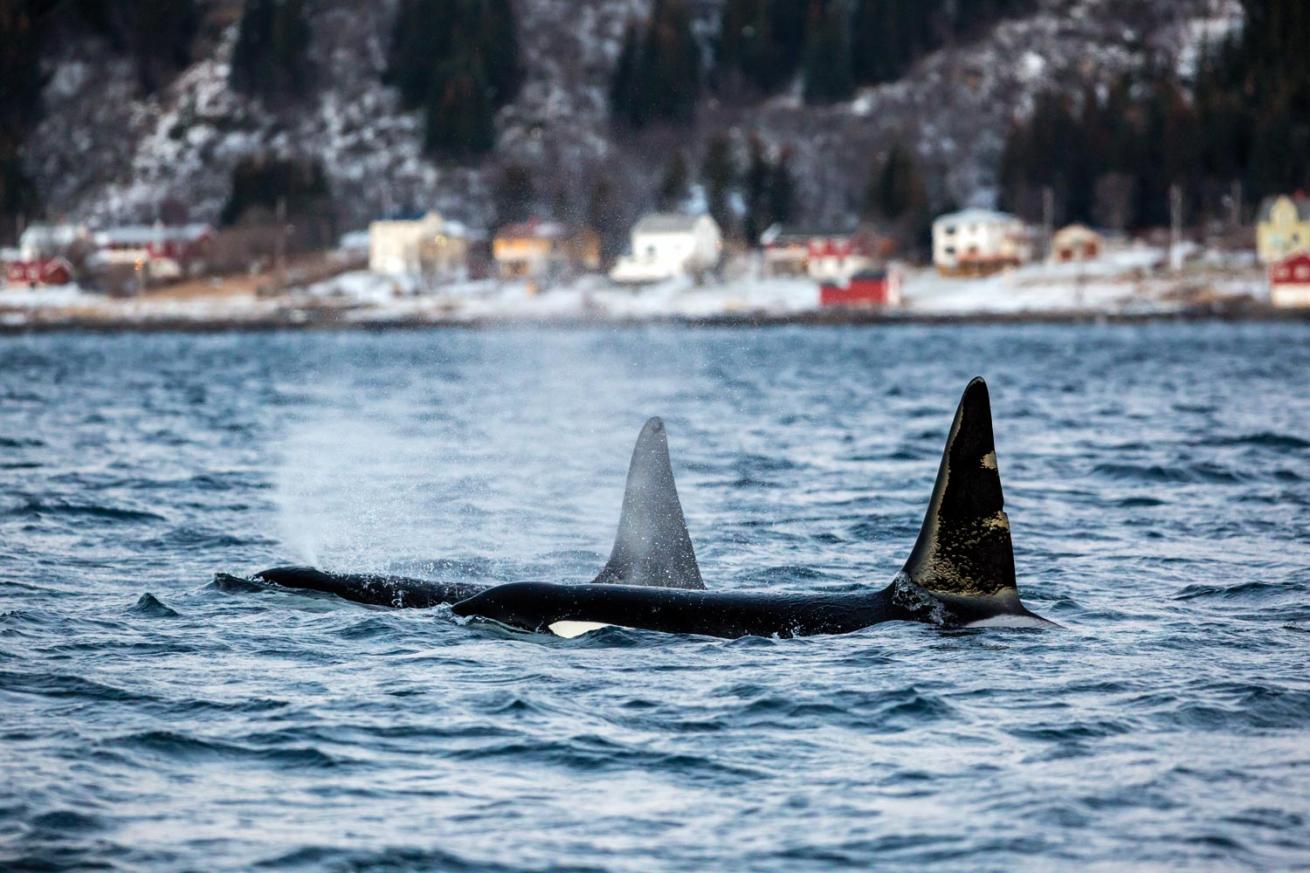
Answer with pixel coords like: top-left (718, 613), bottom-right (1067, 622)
top-left (1, 300), bottom-right (1305, 335)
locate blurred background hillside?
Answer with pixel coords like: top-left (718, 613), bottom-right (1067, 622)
top-left (3, 0), bottom-right (1304, 255)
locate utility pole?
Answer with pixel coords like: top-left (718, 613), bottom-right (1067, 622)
top-left (1169, 183), bottom-right (1184, 272)
top-left (275, 196), bottom-right (287, 292)
top-left (1229, 179), bottom-right (1243, 235)
top-left (1041, 186), bottom-right (1055, 260)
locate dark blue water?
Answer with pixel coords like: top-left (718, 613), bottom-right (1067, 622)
top-left (2, 324), bottom-right (1308, 871)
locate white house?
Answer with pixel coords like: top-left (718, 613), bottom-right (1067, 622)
top-left (610, 213), bottom-right (721, 284)
top-left (369, 211), bottom-right (467, 280)
top-left (932, 208), bottom-right (1034, 276)
top-left (19, 223), bottom-right (90, 258)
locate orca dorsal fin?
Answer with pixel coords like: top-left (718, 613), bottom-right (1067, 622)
top-left (901, 378), bottom-right (1016, 598)
top-left (592, 417), bottom-right (705, 590)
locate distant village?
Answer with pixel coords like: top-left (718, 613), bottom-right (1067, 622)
top-left (1, 192), bottom-right (1308, 326)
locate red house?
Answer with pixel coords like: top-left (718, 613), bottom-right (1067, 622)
top-left (1269, 251), bottom-right (1310, 308)
top-left (760, 224), bottom-right (883, 281)
top-left (94, 224), bottom-right (214, 279)
top-left (820, 269), bottom-right (901, 308)
top-left (4, 257), bottom-right (74, 287)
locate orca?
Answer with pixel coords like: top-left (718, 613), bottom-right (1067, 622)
top-left (251, 416), bottom-right (705, 608)
top-left (452, 378), bottom-right (1053, 638)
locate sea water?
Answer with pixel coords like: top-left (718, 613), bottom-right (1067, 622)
top-left (1, 323), bottom-right (1307, 870)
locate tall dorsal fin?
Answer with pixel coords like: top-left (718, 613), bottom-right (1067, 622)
top-left (901, 378), bottom-right (1016, 598)
top-left (592, 417), bottom-right (705, 590)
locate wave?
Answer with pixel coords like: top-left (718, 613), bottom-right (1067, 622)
top-left (1203, 432), bottom-right (1310, 451)
top-left (1092, 462), bottom-right (1246, 484)
top-left (7, 498), bottom-right (166, 523)
top-left (1165, 686), bottom-right (1310, 731)
top-left (1173, 579), bottom-right (1303, 601)
top-left (107, 730), bottom-right (339, 769)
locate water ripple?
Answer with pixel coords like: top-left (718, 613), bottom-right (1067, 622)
top-left (1, 324), bottom-right (1307, 871)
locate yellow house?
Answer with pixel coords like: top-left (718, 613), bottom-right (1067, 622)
top-left (492, 219), bottom-right (600, 282)
top-left (1256, 195), bottom-right (1310, 264)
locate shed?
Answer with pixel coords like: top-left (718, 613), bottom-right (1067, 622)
top-left (1269, 251), bottom-right (1310, 308)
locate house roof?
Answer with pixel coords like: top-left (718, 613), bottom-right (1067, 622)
top-left (633, 213), bottom-right (708, 234)
top-left (1053, 223), bottom-right (1103, 239)
top-left (760, 223), bottom-right (860, 245)
top-left (934, 208), bottom-right (1022, 227)
top-left (371, 210), bottom-right (441, 225)
top-left (95, 224), bottom-right (212, 245)
top-left (19, 223), bottom-right (88, 249)
top-left (1258, 196), bottom-right (1310, 222)
top-left (496, 218), bottom-right (570, 240)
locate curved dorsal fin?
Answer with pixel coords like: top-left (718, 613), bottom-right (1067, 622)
top-left (592, 417), bottom-right (705, 590)
top-left (901, 378), bottom-right (1016, 598)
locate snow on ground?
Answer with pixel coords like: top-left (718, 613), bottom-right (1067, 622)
top-left (903, 253), bottom-right (1151, 315)
top-left (302, 249), bottom-right (1259, 322)
top-left (903, 246), bottom-right (1266, 315)
top-left (305, 272), bottom-right (820, 322)
top-left (0, 284), bottom-right (89, 308)
top-left (0, 246), bottom-right (1270, 329)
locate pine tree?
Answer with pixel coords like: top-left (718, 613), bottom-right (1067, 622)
top-left (425, 60), bottom-right (497, 158)
top-left (995, 0), bottom-right (1310, 232)
top-left (767, 0), bottom-right (809, 79)
top-left (609, 24), bottom-right (642, 128)
top-left (493, 163), bottom-right (535, 228)
top-left (802, 1), bottom-right (853, 104)
top-left (385, 0), bottom-right (522, 159)
top-left (701, 134), bottom-right (738, 237)
top-left (67, 0), bottom-right (198, 94)
top-left (0, 1), bottom-right (45, 241)
top-left (478, 0), bottom-right (524, 105)
top-left (220, 155), bottom-right (335, 245)
top-left (743, 136), bottom-right (771, 242)
top-left (715, 0), bottom-right (796, 95)
top-left (230, 0), bottom-right (312, 102)
top-left (0, 136), bottom-right (37, 244)
top-left (657, 151), bottom-right (690, 210)
top-left (587, 175), bottom-right (626, 257)
top-left (864, 140), bottom-right (925, 223)
top-left (862, 139), bottom-right (928, 249)
top-left (0, 1), bottom-right (44, 136)
top-left (610, 0), bottom-right (701, 130)
top-left (768, 148), bottom-right (797, 227)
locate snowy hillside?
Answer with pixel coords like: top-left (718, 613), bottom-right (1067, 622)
top-left (23, 0), bottom-right (1236, 233)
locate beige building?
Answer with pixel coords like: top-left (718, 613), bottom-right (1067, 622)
top-left (1050, 224), bottom-right (1103, 263)
top-left (932, 209), bottom-right (1034, 276)
top-left (1256, 195), bottom-right (1310, 264)
top-left (369, 212), bottom-right (468, 281)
